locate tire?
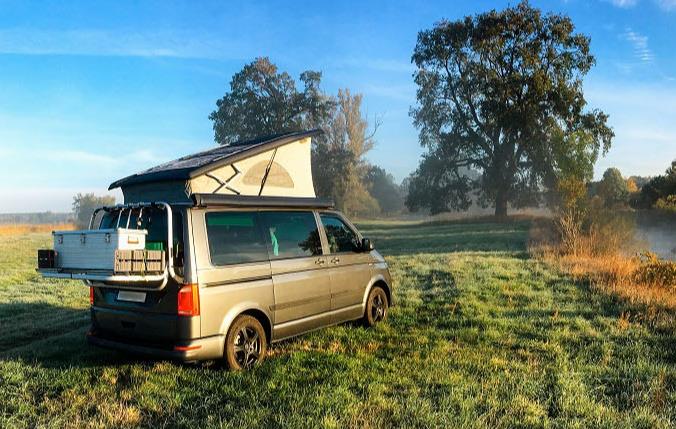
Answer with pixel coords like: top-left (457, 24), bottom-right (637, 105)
top-left (363, 286), bottom-right (388, 327)
top-left (224, 315), bottom-right (267, 370)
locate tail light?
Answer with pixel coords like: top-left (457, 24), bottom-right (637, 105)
top-left (89, 286), bottom-right (94, 305)
top-left (178, 284), bottom-right (200, 316)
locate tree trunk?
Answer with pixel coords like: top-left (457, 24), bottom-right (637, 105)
top-left (494, 190), bottom-right (508, 219)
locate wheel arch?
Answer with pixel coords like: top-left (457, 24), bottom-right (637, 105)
top-left (362, 275), bottom-right (392, 308)
top-left (220, 302), bottom-right (274, 346)
top-left (241, 308), bottom-right (273, 345)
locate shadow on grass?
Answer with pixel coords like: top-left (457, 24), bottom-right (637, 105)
top-left (387, 268), bottom-right (462, 335)
top-left (0, 302), bottom-right (89, 352)
top-left (501, 275), bottom-right (676, 367)
top-left (0, 302), bottom-right (164, 369)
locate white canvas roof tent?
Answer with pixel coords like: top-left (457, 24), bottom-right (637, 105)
top-left (109, 129), bottom-right (330, 205)
top-left (39, 129), bottom-right (332, 289)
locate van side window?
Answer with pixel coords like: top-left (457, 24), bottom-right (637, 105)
top-left (320, 214), bottom-right (360, 253)
top-left (259, 211), bottom-right (322, 259)
top-left (205, 212), bottom-right (268, 266)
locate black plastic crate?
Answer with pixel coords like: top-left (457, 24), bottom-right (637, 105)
top-left (38, 249), bottom-right (56, 269)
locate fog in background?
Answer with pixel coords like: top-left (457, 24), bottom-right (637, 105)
top-left (635, 211), bottom-right (676, 260)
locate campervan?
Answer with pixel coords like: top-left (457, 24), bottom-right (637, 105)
top-left (38, 130), bottom-right (393, 370)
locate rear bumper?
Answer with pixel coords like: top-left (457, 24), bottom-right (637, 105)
top-left (86, 330), bottom-right (224, 361)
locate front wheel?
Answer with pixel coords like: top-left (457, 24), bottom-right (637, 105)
top-left (363, 286), bottom-right (388, 327)
top-left (224, 315), bottom-right (267, 370)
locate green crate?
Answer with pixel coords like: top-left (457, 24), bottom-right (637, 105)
top-left (145, 241), bottom-right (165, 251)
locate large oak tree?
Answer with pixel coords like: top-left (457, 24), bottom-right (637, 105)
top-left (407, 1), bottom-right (613, 217)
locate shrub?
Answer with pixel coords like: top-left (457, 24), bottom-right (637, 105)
top-left (553, 191), bottom-right (636, 258)
top-left (634, 252), bottom-right (676, 289)
top-left (654, 195), bottom-right (676, 213)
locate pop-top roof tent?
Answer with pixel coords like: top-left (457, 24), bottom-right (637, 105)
top-left (109, 129), bottom-right (329, 207)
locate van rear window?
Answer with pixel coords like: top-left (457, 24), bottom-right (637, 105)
top-left (100, 208), bottom-right (183, 249)
top-left (99, 207), bottom-right (185, 267)
top-left (205, 212), bottom-right (268, 266)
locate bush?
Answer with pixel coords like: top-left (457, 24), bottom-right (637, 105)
top-left (554, 181), bottom-right (636, 258)
top-left (634, 252), bottom-right (676, 289)
top-left (654, 195), bottom-right (676, 213)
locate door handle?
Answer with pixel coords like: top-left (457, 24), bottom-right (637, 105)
top-left (331, 257), bottom-right (340, 264)
top-left (315, 258), bottom-right (325, 265)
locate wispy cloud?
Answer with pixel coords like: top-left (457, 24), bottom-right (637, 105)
top-left (44, 149), bottom-right (159, 165)
top-left (586, 83), bottom-right (676, 112)
top-left (606, 0), bottom-right (676, 10)
top-left (4, 147), bottom-right (164, 169)
top-left (362, 83), bottom-right (416, 101)
top-left (606, 0), bottom-right (638, 8)
top-left (330, 57), bottom-right (414, 74)
top-left (585, 81), bottom-right (676, 178)
top-left (657, 0), bottom-right (676, 10)
top-left (47, 150), bottom-right (118, 165)
top-left (0, 28), bottom-right (244, 59)
top-left (623, 28), bottom-right (654, 63)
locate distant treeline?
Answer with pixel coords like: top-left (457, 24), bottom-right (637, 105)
top-left (0, 212), bottom-right (73, 225)
top-left (583, 161), bottom-right (676, 212)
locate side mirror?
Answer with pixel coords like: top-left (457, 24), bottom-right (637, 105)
top-left (361, 237), bottom-right (374, 252)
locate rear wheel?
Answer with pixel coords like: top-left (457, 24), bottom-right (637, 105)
top-left (363, 286), bottom-right (388, 327)
top-left (224, 315), bottom-right (267, 370)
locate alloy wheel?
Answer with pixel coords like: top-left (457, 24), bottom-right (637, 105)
top-left (233, 326), bottom-right (262, 369)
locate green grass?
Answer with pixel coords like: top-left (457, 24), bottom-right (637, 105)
top-left (0, 221), bottom-right (674, 428)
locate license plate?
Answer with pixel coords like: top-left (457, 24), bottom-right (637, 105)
top-left (117, 290), bottom-right (147, 303)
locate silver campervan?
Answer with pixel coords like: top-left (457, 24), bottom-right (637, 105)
top-left (38, 130), bottom-right (393, 370)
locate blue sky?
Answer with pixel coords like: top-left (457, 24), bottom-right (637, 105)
top-left (0, 0), bottom-right (675, 212)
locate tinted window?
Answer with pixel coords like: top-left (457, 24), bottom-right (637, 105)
top-left (259, 211), bottom-right (322, 259)
top-left (101, 208), bottom-right (182, 243)
top-left (320, 214), bottom-right (360, 253)
top-left (205, 212), bottom-right (268, 266)
top-left (101, 207), bottom-right (185, 266)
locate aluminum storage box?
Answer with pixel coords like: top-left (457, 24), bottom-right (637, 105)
top-left (53, 228), bottom-right (147, 271)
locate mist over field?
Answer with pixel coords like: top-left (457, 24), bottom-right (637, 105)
top-left (635, 211), bottom-right (676, 260)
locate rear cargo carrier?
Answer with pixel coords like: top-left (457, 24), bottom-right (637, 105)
top-left (38, 129), bottom-right (326, 291)
top-left (37, 202), bottom-right (181, 290)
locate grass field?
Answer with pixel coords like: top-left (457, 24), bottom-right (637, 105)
top-left (0, 220), bottom-right (674, 428)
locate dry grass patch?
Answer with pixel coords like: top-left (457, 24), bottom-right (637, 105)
top-left (0, 223), bottom-right (74, 235)
top-left (560, 253), bottom-right (675, 308)
top-left (530, 217), bottom-right (676, 329)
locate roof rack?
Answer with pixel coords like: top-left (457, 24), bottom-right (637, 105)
top-left (191, 193), bottom-right (334, 209)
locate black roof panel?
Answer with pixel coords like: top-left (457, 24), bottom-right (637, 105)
top-left (109, 129), bottom-right (321, 190)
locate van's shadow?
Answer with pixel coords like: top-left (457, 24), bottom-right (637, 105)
top-left (0, 301), bottom-right (331, 370)
top-left (0, 302), bottom-right (159, 369)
